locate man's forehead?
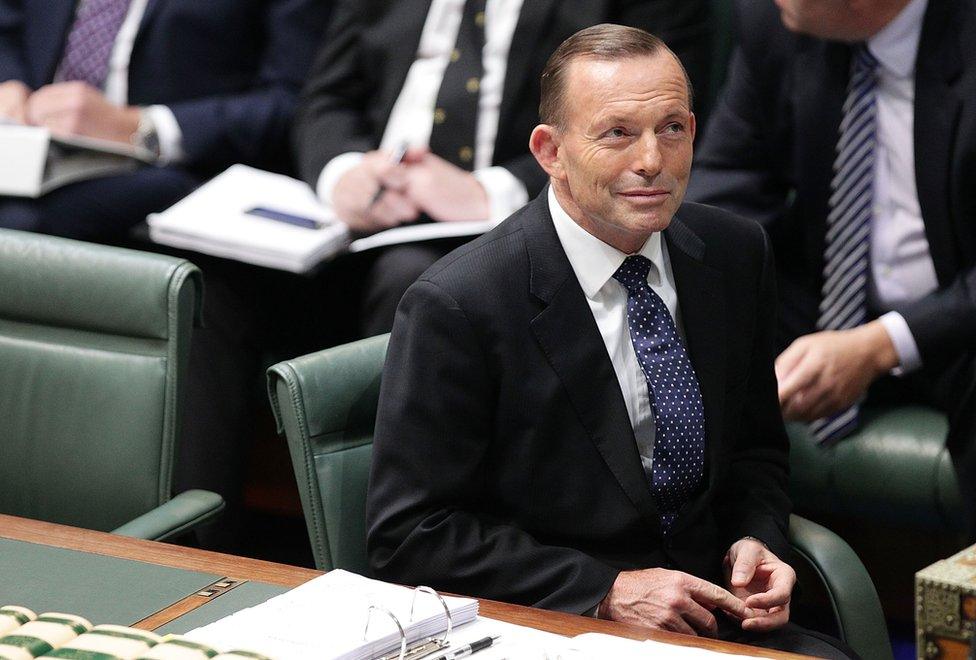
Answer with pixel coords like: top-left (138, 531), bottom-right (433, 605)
top-left (563, 53), bottom-right (690, 113)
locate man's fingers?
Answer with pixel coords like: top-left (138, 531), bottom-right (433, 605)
top-left (729, 543), bottom-right (763, 588)
top-left (688, 580), bottom-right (751, 620)
top-left (679, 600), bottom-right (718, 637)
top-left (741, 608), bottom-right (790, 633)
top-left (777, 356), bottom-right (818, 406)
top-left (774, 342), bottom-right (805, 383)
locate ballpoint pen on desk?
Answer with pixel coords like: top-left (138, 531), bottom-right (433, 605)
top-left (369, 142), bottom-right (410, 207)
top-left (426, 635), bottom-right (500, 660)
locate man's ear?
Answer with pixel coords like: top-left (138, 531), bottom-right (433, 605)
top-left (529, 124), bottom-right (565, 180)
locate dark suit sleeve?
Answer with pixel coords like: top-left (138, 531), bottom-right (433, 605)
top-left (714, 227), bottom-right (792, 562)
top-left (899, 273), bottom-right (976, 364)
top-left (0, 0), bottom-right (28, 84)
top-left (292, 0), bottom-right (376, 188)
top-left (165, 0), bottom-right (329, 170)
top-left (685, 6), bottom-right (791, 229)
top-left (367, 279), bottom-right (620, 613)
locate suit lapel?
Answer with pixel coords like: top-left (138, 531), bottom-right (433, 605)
top-left (914, 0), bottom-right (964, 285)
top-left (35, 0), bottom-right (78, 86)
top-left (523, 194), bottom-right (662, 531)
top-left (498, 0), bottom-right (558, 129)
top-left (663, 218), bottom-right (727, 495)
top-left (794, 38), bottom-right (848, 266)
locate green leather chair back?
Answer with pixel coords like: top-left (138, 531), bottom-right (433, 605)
top-left (269, 335), bottom-right (890, 659)
top-left (268, 334), bottom-right (388, 574)
top-left (0, 229), bottom-right (201, 532)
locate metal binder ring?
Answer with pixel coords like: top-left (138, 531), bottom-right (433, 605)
top-left (409, 585), bottom-right (453, 644)
top-left (364, 605), bottom-right (407, 660)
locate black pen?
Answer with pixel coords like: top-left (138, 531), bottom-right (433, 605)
top-left (427, 635), bottom-right (499, 660)
top-left (369, 142), bottom-right (409, 207)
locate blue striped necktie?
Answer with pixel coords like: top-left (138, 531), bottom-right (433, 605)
top-left (811, 45), bottom-right (879, 445)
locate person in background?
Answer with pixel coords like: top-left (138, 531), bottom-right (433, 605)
top-left (0, 0), bottom-right (331, 240)
top-left (687, 0), bottom-right (976, 535)
top-left (293, 0), bottom-right (711, 336)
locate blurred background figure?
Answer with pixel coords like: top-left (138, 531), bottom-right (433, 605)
top-left (688, 0), bottom-right (976, 535)
top-left (294, 0), bottom-right (713, 336)
top-left (0, 0), bottom-right (331, 241)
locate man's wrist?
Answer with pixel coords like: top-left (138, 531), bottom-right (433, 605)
top-left (130, 108), bottom-right (159, 160)
top-left (861, 319), bottom-right (900, 375)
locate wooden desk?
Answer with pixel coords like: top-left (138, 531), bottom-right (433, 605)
top-left (0, 514), bottom-right (807, 659)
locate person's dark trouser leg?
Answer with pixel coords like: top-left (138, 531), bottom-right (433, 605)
top-left (358, 238), bottom-right (467, 337)
top-left (0, 166), bottom-right (199, 240)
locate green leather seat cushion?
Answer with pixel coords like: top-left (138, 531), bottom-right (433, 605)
top-left (788, 406), bottom-right (962, 531)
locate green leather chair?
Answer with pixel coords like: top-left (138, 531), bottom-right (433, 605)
top-left (0, 229), bottom-right (224, 541)
top-left (268, 335), bottom-right (893, 660)
top-left (788, 409), bottom-right (964, 534)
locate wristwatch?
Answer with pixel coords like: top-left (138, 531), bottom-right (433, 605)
top-left (131, 109), bottom-right (160, 161)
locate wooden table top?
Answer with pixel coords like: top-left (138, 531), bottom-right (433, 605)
top-left (0, 514), bottom-right (809, 659)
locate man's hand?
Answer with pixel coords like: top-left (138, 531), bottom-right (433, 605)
top-left (0, 80), bottom-right (31, 124)
top-left (26, 82), bottom-right (140, 143)
top-left (400, 148), bottom-right (490, 222)
top-left (598, 567), bottom-right (755, 637)
top-left (725, 538), bottom-right (795, 632)
top-left (333, 150), bottom-right (420, 233)
top-left (776, 320), bottom-right (899, 421)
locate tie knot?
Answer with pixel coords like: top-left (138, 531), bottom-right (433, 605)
top-left (613, 255), bottom-right (653, 292)
top-left (852, 44), bottom-right (879, 73)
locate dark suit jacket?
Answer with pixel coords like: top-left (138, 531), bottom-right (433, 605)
top-left (366, 192), bottom-right (791, 613)
top-left (688, 0), bottom-right (976, 367)
top-left (0, 0), bottom-right (331, 172)
top-left (292, 0), bottom-right (711, 194)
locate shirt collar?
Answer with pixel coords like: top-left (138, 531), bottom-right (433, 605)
top-left (547, 186), bottom-right (665, 300)
top-left (867, 0), bottom-right (927, 79)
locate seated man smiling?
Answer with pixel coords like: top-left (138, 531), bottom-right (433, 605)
top-left (366, 24), bottom-right (853, 657)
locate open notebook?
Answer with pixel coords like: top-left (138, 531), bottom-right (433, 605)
top-left (147, 165), bottom-right (494, 273)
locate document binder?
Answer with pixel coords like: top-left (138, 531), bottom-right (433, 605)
top-left (184, 570), bottom-right (479, 660)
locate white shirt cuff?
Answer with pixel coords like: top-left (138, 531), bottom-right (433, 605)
top-left (145, 105), bottom-right (184, 165)
top-left (473, 165), bottom-right (529, 224)
top-left (878, 311), bottom-right (923, 375)
top-left (317, 152), bottom-right (365, 207)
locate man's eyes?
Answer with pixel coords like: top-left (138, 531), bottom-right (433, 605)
top-left (602, 127), bottom-right (629, 138)
top-left (661, 122), bottom-right (685, 134)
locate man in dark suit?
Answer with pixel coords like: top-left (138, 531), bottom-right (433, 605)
top-left (293, 0), bottom-right (711, 335)
top-left (687, 0), bottom-right (976, 527)
top-left (367, 24), bottom-right (850, 656)
top-left (0, 0), bottom-right (330, 239)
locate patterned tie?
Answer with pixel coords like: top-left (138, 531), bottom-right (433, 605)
top-left (427, 0), bottom-right (486, 170)
top-left (614, 255), bottom-right (706, 534)
top-left (57, 0), bottom-right (133, 89)
top-left (811, 45), bottom-right (880, 445)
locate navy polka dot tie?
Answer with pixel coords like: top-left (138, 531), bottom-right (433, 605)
top-left (613, 255), bottom-right (706, 534)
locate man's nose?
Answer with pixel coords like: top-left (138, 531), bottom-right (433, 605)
top-left (634, 133), bottom-right (663, 178)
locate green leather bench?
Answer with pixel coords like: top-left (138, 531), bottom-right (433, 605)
top-left (788, 408), bottom-right (964, 534)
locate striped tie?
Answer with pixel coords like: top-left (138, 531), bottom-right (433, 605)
top-left (811, 45), bottom-right (879, 445)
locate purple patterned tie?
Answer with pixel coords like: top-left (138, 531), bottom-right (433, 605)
top-left (58, 0), bottom-right (133, 89)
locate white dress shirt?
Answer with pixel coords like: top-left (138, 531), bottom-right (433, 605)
top-left (548, 186), bottom-right (686, 475)
top-left (866, 0), bottom-right (934, 373)
top-left (317, 0), bottom-right (529, 222)
top-left (60, 0), bottom-right (183, 163)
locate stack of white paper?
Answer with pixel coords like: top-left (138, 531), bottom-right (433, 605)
top-left (184, 570), bottom-right (478, 660)
top-left (147, 164), bottom-right (350, 273)
top-left (0, 124), bottom-right (153, 198)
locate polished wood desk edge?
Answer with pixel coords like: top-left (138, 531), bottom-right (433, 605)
top-left (0, 514), bottom-right (810, 659)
